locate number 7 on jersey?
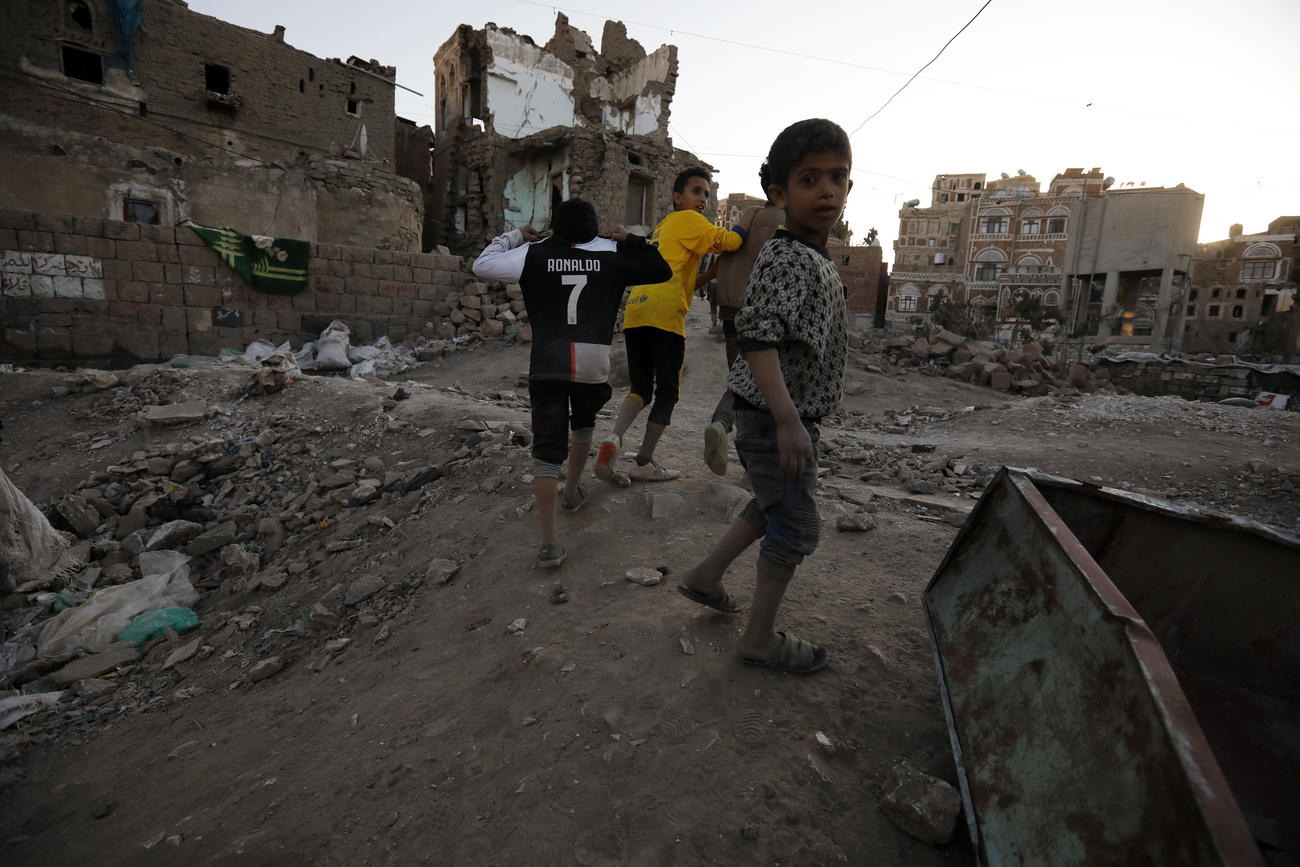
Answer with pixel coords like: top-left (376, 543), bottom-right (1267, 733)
top-left (562, 274), bottom-right (587, 325)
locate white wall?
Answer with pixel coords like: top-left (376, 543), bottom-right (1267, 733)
top-left (485, 30), bottom-right (575, 138)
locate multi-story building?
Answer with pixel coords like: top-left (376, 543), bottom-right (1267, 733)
top-left (431, 15), bottom-right (709, 255)
top-left (0, 0), bottom-right (423, 249)
top-left (1183, 217), bottom-right (1297, 354)
top-left (713, 193), bottom-right (765, 229)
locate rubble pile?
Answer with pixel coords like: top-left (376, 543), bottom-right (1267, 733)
top-left (875, 327), bottom-right (1117, 397)
top-left (437, 280), bottom-right (531, 343)
top-left (0, 376), bottom-right (544, 766)
top-left (819, 418), bottom-right (998, 497)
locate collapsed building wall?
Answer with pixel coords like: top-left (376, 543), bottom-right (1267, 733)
top-left (431, 15), bottom-right (709, 255)
top-left (0, 0), bottom-right (422, 250)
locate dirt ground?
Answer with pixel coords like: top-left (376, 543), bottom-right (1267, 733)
top-left (1, 303), bottom-right (1297, 866)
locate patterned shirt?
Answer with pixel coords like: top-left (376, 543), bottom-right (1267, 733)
top-left (727, 230), bottom-right (847, 420)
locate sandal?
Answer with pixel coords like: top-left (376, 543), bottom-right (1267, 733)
top-left (537, 543), bottom-right (566, 568)
top-left (559, 484), bottom-right (589, 512)
top-left (741, 631), bottom-right (828, 674)
top-left (676, 583), bottom-right (742, 614)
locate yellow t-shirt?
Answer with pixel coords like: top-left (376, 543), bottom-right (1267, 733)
top-left (624, 209), bottom-right (743, 336)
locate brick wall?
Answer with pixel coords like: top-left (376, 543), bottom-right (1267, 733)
top-left (0, 208), bottom-right (485, 364)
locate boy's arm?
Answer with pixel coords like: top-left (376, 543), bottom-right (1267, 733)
top-left (745, 349), bottom-right (812, 478)
top-left (611, 227), bottom-right (672, 286)
top-left (471, 227), bottom-right (534, 282)
top-left (682, 211), bottom-right (745, 255)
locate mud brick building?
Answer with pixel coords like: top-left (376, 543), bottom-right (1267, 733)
top-left (431, 14), bottom-right (711, 255)
top-left (1183, 217), bottom-right (1298, 356)
top-left (713, 193), bottom-right (766, 229)
top-left (0, 0), bottom-right (422, 250)
top-left (827, 241), bottom-right (887, 322)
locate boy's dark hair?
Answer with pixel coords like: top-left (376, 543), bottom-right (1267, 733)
top-left (759, 162), bottom-right (774, 205)
top-left (764, 119), bottom-right (851, 189)
top-left (551, 198), bottom-right (598, 244)
top-left (673, 166), bottom-right (712, 194)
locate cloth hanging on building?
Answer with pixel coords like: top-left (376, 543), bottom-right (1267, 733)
top-left (110, 0), bottom-right (143, 71)
top-left (183, 222), bottom-right (310, 295)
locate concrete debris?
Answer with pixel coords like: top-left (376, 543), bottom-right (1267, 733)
top-left (136, 400), bottom-right (211, 428)
top-left (248, 656), bottom-right (285, 683)
top-left (425, 559), bottom-right (460, 585)
top-left (878, 760), bottom-right (964, 846)
top-left (625, 568), bottom-right (662, 587)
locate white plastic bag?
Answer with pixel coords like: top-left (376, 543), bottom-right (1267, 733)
top-left (0, 691), bottom-right (65, 729)
top-left (0, 465), bottom-right (80, 593)
top-left (36, 552), bottom-right (197, 662)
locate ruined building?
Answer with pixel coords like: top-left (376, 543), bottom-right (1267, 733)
top-left (713, 193), bottom-right (766, 229)
top-left (1184, 217), bottom-right (1298, 356)
top-left (431, 15), bottom-right (710, 255)
top-left (0, 0), bottom-right (423, 250)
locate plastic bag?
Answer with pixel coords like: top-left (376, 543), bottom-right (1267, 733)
top-left (315, 321), bottom-right (352, 370)
top-left (0, 465), bottom-right (80, 594)
top-left (117, 607), bottom-right (199, 645)
top-left (295, 341), bottom-right (317, 371)
top-left (244, 340), bottom-right (289, 363)
top-left (36, 553), bottom-right (197, 662)
top-left (0, 691), bottom-right (65, 730)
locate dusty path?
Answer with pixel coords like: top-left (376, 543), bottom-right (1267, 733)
top-left (1, 302), bottom-right (1296, 865)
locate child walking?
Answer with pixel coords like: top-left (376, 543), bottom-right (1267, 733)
top-left (473, 200), bottom-right (670, 567)
top-left (676, 119), bottom-right (852, 673)
top-left (594, 167), bottom-right (745, 484)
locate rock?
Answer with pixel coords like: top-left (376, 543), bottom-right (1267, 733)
top-left (1067, 361), bottom-right (1092, 388)
top-left (649, 492), bottom-right (686, 520)
top-left (309, 603), bottom-right (339, 630)
top-left (625, 568), bottom-right (662, 587)
top-left (58, 495), bottom-right (102, 538)
top-left (403, 465), bottom-right (444, 493)
top-left (836, 513), bottom-right (877, 532)
top-left (249, 656), bottom-right (285, 683)
top-left (815, 731), bottom-right (836, 754)
top-left (506, 618), bottom-right (527, 634)
top-left (550, 584), bottom-right (569, 604)
top-left (343, 574), bottom-right (385, 606)
top-left (879, 761), bottom-right (963, 846)
top-left (989, 370), bottom-right (1012, 391)
top-left (346, 484), bottom-right (380, 507)
top-left (103, 562), bottom-right (134, 584)
top-left (363, 456), bottom-right (386, 474)
top-left (425, 559), bottom-right (460, 585)
top-left (73, 677), bottom-right (118, 699)
top-left (167, 740), bottom-right (200, 760)
top-left (679, 636), bottom-right (695, 655)
top-left (839, 488), bottom-right (875, 508)
top-left (50, 644), bottom-right (141, 685)
top-left (146, 520), bottom-right (205, 551)
top-left (318, 472), bottom-right (355, 490)
top-left (162, 638), bottom-right (202, 670)
top-left (184, 521), bottom-right (237, 557)
top-left (137, 400), bottom-right (209, 428)
top-left (905, 479), bottom-right (937, 495)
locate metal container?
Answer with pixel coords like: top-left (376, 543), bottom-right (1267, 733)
top-left (924, 468), bottom-right (1298, 866)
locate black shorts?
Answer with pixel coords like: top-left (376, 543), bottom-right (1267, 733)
top-left (529, 379), bottom-right (613, 465)
top-left (624, 326), bottom-right (685, 426)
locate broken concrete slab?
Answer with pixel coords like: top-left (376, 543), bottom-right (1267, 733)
top-left (136, 401), bottom-right (209, 428)
top-left (879, 760), bottom-right (963, 846)
top-left (50, 644), bottom-right (141, 685)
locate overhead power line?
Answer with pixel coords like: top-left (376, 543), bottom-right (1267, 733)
top-left (849, 0), bottom-right (994, 135)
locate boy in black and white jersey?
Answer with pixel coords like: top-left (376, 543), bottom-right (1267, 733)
top-left (473, 200), bottom-right (670, 568)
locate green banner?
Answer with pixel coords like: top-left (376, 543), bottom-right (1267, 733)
top-left (182, 222), bottom-right (310, 295)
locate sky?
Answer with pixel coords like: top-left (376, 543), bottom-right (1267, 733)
top-left (190, 0), bottom-right (1300, 250)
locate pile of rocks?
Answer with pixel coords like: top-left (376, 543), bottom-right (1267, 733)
top-left (879, 327), bottom-right (1119, 397)
top-left (435, 281), bottom-right (531, 343)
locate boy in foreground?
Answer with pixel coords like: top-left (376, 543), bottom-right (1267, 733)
top-left (676, 119), bottom-right (852, 673)
top-left (702, 163), bottom-right (786, 475)
top-left (473, 200), bottom-right (670, 567)
top-left (594, 167), bottom-right (745, 484)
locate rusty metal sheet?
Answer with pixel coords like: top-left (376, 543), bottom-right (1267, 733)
top-left (923, 467), bottom-right (1293, 866)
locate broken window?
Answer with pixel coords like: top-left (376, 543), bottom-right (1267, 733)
top-left (123, 199), bottom-right (160, 224)
top-left (61, 45), bottom-right (103, 84)
top-left (205, 63), bottom-right (231, 94)
top-left (347, 98), bottom-right (360, 116)
top-left (1212, 288), bottom-right (1221, 298)
top-left (625, 176), bottom-right (652, 225)
top-left (68, 1), bottom-right (92, 30)
top-left (1231, 305), bottom-right (1244, 319)
top-left (299, 79), bottom-right (305, 93)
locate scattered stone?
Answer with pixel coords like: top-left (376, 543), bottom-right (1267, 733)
top-left (57, 494), bottom-right (102, 538)
top-left (324, 638), bottom-right (352, 653)
top-left (741, 823), bottom-right (760, 841)
top-left (836, 513), bottom-right (877, 532)
top-left (249, 656), bottom-right (285, 683)
top-left (815, 731), bottom-right (836, 754)
top-left (888, 591), bottom-right (909, 604)
top-left (550, 584), bottom-right (569, 604)
top-left (73, 677), bottom-right (118, 699)
top-left (374, 624), bottom-right (390, 644)
top-left (904, 479), bottom-right (937, 495)
top-left (650, 492), bottom-right (686, 520)
top-left (679, 636), bottom-right (695, 655)
top-left (403, 466), bottom-right (444, 493)
top-left (137, 400), bottom-right (209, 428)
top-left (506, 618), bottom-right (527, 634)
top-left (146, 520), bottom-right (204, 551)
top-left (425, 559), bottom-right (460, 585)
top-left (343, 574), bottom-right (385, 606)
top-left (162, 638), bottom-right (202, 670)
top-left (184, 521), bottom-right (237, 557)
top-left (625, 568), bottom-right (662, 587)
top-left (878, 760), bottom-right (963, 846)
top-left (50, 645), bottom-right (141, 685)
top-left (167, 740), bottom-right (200, 760)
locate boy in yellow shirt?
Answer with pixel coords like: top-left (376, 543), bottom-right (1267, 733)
top-left (595, 167), bottom-right (745, 483)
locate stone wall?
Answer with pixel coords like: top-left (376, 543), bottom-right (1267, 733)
top-left (1099, 357), bottom-right (1300, 403)
top-left (0, 208), bottom-right (497, 364)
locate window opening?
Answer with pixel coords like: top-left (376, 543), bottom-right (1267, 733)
top-left (124, 199), bottom-right (160, 224)
top-left (346, 98), bottom-right (359, 115)
top-left (625, 176), bottom-right (652, 225)
top-left (1231, 305), bottom-right (1244, 319)
top-left (69, 1), bottom-right (93, 30)
top-left (299, 79), bottom-right (305, 93)
top-left (61, 45), bottom-right (103, 84)
top-left (205, 63), bottom-right (231, 94)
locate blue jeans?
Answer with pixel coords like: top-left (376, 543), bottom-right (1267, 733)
top-left (733, 408), bottom-right (821, 582)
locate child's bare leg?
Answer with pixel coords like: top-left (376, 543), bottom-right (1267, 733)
top-left (534, 477), bottom-right (559, 546)
top-left (609, 395), bottom-right (643, 441)
top-left (737, 559), bottom-right (794, 660)
top-left (562, 440), bottom-right (588, 501)
top-left (682, 514), bottom-right (762, 596)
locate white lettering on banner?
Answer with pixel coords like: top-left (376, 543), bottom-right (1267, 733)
top-left (548, 259), bottom-right (601, 273)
